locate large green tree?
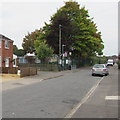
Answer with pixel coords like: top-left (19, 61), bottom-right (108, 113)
top-left (22, 0), bottom-right (104, 58)
top-left (43, 1), bottom-right (104, 58)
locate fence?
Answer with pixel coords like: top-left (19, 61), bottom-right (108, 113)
top-left (1, 67), bottom-right (37, 77)
top-left (17, 56), bottom-right (107, 72)
top-left (18, 63), bottom-right (59, 71)
top-left (70, 56), bottom-right (107, 69)
top-left (19, 67), bottom-right (37, 77)
top-left (18, 58), bottom-right (93, 71)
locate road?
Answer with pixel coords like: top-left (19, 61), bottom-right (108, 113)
top-left (72, 65), bottom-right (118, 118)
top-left (2, 66), bottom-right (118, 118)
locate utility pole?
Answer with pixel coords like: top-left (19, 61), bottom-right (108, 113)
top-left (62, 44), bottom-right (66, 70)
top-left (59, 24), bottom-right (62, 58)
top-left (58, 24), bottom-right (62, 71)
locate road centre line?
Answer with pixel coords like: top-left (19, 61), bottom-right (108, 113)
top-left (64, 77), bottom-right (104, 118)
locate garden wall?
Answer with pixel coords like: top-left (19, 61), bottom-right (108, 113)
top-left (1, 67), bottom-right (37, 77)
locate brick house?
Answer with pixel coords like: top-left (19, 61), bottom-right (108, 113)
top-left (0, 34), bottom-right (14, 68)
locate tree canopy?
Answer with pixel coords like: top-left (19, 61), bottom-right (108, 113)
top-left (43, 1), bottom-right (104, 58)
top-left (22, 29), bottom-right (45, 54)
top-left (22, 0), bottom-right (104, 59)
top-left (13, 45), bottom-right (25, 56)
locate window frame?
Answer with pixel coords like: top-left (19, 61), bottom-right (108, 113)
top-left (5, 40), bottom-right (10, 49)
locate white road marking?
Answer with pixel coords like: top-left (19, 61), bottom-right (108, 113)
top-left (65, 77), bottom-right (104, 118)
top-left (105, 96), bottom-right (120, 100)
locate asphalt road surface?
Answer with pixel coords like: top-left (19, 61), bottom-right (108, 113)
top-left (2, 66), bottom-right (118, 118)
top-left (72, 65), bottom-right (118, 118)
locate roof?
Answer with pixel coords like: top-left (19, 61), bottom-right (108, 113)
top-left (0, 34), bottom-right (14, 42)
top-left (25, 53), bottom-right (35, 56)
top-left (13, 54), bottom-right (17, 59)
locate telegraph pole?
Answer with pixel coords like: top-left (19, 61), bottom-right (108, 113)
top-left (58, 24), bottom-right (62, 71)
top-left (59, 24), bottom-right (62, 58)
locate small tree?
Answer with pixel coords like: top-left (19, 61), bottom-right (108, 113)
top-left (34, 40), bottom-right (54, 63)
top-left (13, 45), bottom-right (25, 56)
top-left (16, 49), bottom-right (26, 57)
top-left (13, 45), bottom-right (18, 54)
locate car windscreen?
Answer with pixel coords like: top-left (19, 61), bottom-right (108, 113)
top-left (93, 65), bottom-right (104, 68)
top-left (108, 61), bottom-right (113, 63)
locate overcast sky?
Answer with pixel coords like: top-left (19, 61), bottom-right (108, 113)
top-left (0, 0), bottom-right (118, 56)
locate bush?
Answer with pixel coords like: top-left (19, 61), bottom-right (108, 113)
top-left (117, 60), bottom-right (120, 69)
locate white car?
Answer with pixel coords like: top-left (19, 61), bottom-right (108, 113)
top-left (107, 59), bottom-right (114, 66)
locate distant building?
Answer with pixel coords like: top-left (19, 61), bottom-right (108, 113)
top-left (0, 34), bottom-right (14, 68)
top-left (16, 53), bottom-right (41, 65)
top-left (18, 56), bottom-right (28, 64)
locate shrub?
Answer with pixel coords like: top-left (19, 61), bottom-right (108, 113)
top-left (117, 60), bottom-right (120, 69)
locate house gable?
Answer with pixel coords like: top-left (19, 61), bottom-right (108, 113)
top-left (0, 34), bottom-right (14, 68)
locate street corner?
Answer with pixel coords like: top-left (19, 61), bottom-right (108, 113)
top-left (0, 74), bottom-right (20, 82)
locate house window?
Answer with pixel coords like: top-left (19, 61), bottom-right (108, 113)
top-left (19, 57), bottom-right (28, 63)
top-left (5, 40), bottom-right (9, 49)
top-left (5, 57), bottom-right (9, 67)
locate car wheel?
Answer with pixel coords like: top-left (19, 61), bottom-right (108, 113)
top-left (92, 74), bottom-right (94, 76)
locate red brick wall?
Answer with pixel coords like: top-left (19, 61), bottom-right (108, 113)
top-left (0, 40), bottom-right (13, 68)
